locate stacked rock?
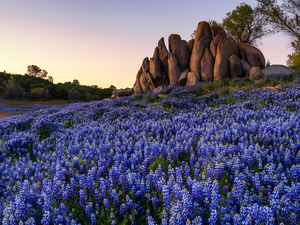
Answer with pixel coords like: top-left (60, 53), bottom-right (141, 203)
top-left (133, 21), bottom-right (265, 94)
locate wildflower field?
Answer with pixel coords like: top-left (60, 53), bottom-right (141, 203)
top-left (1, 75), bottom-right (300, 224)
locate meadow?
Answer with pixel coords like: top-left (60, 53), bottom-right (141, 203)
top-left (1, 74), bottom-right (300, 224)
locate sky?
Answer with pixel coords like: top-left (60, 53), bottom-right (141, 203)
top-left (0, 0), bottom-right (292, 89)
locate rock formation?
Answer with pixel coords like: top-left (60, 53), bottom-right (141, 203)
top-left (133, 21), bottom-right (266, 94)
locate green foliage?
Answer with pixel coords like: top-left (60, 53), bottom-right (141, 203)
top-left (222, 3), bottom-right (272, 46)
top-left (29, 87), bottom-right (50, 100)
top-left (0, 72), bottom-right (113, 101)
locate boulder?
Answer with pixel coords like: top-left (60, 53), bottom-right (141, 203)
top-left (263, 86), bottom-right (277, 92)
top-left (201, 48), bottom-right (214, 82)
top-left (210, 30), bottom-right (226, 58)
top-left (133, 80), bottom-right (143, 94)
top-left (158, 37), bottom-right (169, 75)
top-left (214, 37), bottom-right (239, 81)
top-left (249, 67), bottom-right (266, 82)
top-left (168, 53), bottom-right (181, 86)
top-left (178, 69), bottom-right (189, 86)
top-left (153, 85), bottom-right (164, 93)
top-left (168, 34), bottom-right (190, 71)
top-left (133, 68), bottom-right (143, 94)
top-left (229, 55), bottom-right (243, 79)
top-left (241, 59), bottom-right (251, 76)
top-left (140, 72), bottom-right (150, 93)
top-left (113, 88), bottom-right (134, 97)
top-left (261, 65), bottom-right (295, 76)
top-left (238, 43), bottom-right (265, 69)
top-left (142, 57), bottom-right (150, 73)
top-left (153, 47), bottom-right (159, 59)
top-left (145, 72), bottom-right (156, 90)
top-left (190, 21), bottom-right (212, 74)
top-left (188, 39), bottom-right (195, 54)
top-left (158, 94), bottom-right (168, 98)
top-left (149, 58), bottom-right (165, 87)
top-left (212, 25), bottom-right (224, 37)
top-left (186, 71), bottom-right (199, 86)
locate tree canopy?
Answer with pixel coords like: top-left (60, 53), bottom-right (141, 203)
top-left (190, 3), bottom-right (272, 46)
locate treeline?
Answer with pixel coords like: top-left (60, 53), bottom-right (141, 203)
top-left (0, 72), bottom-right (113, 101)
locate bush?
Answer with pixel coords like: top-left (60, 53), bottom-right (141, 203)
top-left (68, 89), bottom-right (80, 102)
top-left (29, 88), bottom-right (50, 101)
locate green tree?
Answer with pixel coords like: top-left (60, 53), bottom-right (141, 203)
top-left (257, 0), bottom-right (300, 42)
top-left (222, 3), bottom-right (272, 46)
top-left (27, 65), bottom-right (48, 78)
top-left (5, 79), bottom-right (24, 98)
top-left (258, 0), bottom-right (300, 69)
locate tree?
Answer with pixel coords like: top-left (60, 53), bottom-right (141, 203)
top-left (27, 65), bottom-right (48, 78)
top-left (257, 0), bottom-right (300, 42)
top-left (110, 85), bottom-right (116, 90)
top-left (72, 79), bottom-right (80, 85)
top-left (258, 0), bottom-right (300, 68)
top-left (190, 3), bottom-right (272, 46)
top-left (5, 79), bottom-right (24, 98)
top-left (222, 3), bottom-right (273, 46)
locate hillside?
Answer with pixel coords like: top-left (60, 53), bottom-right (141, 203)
top-left (0, 74), bottom-right (300, 224)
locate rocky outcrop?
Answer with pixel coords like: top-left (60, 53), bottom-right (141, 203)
top-left (169, 34), bottom-right (190, 71)
top-left (132, 21), bottom-right (267, 94)
top-left (229, 55), bottom-right (243, 79)
top-left (186, 72), bottom-right (199, 86)
top-left (112, 88), bottom-right (134, 97)
top-left (261, 65), bottom-right (295, 76)
top-left (190, 21), bottom-right (213, 75)
top-left (238, 43), bottom-right (265, 69)
top-left (214, 37), bottom-right (239, 81)
top-left (201, 48), bottom-right (214, 82)
top-left (178, 69), bottom-right (189, 86)
top-left (249, 67), bottom-right (266, 82)
top-left (168, 53), bottom-right (181, 86)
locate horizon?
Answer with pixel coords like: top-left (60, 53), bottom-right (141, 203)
top-left (0, 0), bottom-right (292, 89)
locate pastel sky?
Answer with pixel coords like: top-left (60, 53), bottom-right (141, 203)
top-left (0, 0), bottom-right (292, 89)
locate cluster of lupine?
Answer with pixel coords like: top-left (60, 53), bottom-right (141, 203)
top-left (1, 81), bottom-right (300, 224)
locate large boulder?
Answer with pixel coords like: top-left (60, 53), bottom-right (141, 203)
top-left (210, 30), bottom-right (226, 58)
top-left (142, 57), bottom-right (150, 73)
top-left (188, 39), bottom-right (195, 54)
top-left (168, 34), bottom-right (190, 71)
top-left (249, 67), bottom-right (266, 82)
top-left (186, 71), bottom-right (199, 86)
top-left (133, 67), bottom-right (143, 94)
top-left (168, 53), bottom-right (181, 86)
top-left (214, 37), bottom-right (239, 81)
top-left (229, 55), bottom-right (243, 78)
top-left (178, 69), bottom-right (189, 86)
top-left (133, 79), bottom-right (143, 94)
top-left (261, 65), bottom-right (295, 75)
top-left (149, 58), bottom-right (166, 87)
top-left (113, 88), bottom-right (134, 97)
top-left (212, 25), bottom-right (224, 37)
top-left (201, 48), bottom-right (214, 82)
top-left (190, 21), bottom-right (212, 74)
top-left (158, 37), bottom-right (169, 75)
top-left (145, 72), bottom-right (156, 90)
top-left (241, 59), bottom-right (251, 76)
top-left (238, 43), bottom-right (265, 69)
top-left (139, 72), bottom-right (150, 93)
top-left (153, 47), bottom-right (159, 59)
